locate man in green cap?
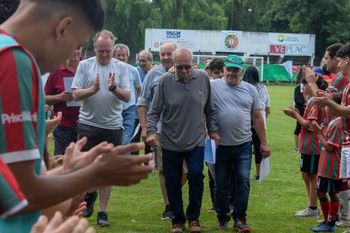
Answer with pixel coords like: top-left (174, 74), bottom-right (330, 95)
top-left (211, 55), bottom-right (271, 232)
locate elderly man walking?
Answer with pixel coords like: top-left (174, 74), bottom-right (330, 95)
top-left (147, 48), bottom-right (220, 233)
top-left (211, 55), bottom-right (271, 232)
top-left (72, 30), bottom-right (130, 227)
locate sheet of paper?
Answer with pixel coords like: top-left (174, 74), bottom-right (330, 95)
top-left (204, 139), bottom-right (216, 164)
top-left (63, 77), bottom-right (81, 107)
top-left (259, 157), bottom-right (270, 182)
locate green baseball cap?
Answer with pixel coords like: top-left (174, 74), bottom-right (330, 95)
top-left (224, 55), bottom-right (244, 69)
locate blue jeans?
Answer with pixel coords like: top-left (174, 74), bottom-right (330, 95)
top-left (122, 105), bottom-right (137, 145)
top-left (214, 142), bottom-right (252, 221)
top-left (162, 147), bottom-right (205, 224)
top-left (53, 125), bottom-right (77, 156)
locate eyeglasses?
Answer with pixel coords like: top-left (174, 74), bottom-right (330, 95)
top-left (175, 64), bottom-right (192, 70)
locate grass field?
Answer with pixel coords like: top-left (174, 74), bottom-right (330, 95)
top-left (52, 85), bottom-right (346, 232)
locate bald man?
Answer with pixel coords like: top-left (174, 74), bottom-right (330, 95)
top-left (147, 48), bottom-right (220, 233)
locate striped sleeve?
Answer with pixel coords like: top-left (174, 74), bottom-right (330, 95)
top-left (0, 48), bottom-right (40, 164)
top-left (0, 157), bottom-right (28, 217)
top-left (327, 119), bottom-right (343, 148)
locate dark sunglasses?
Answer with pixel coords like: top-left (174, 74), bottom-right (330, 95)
top-left (176, 64), bottom-right (192, 70)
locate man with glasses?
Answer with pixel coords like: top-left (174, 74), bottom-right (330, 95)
top-left (72, 30), bottom-right (130, 227)
top-left (146, 48), bottom-right (220, 233)
top-left (211, 55), bottom-right (271, 232)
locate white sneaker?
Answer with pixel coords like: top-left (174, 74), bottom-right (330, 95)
top-left (294, 207), bottom-right (320, 217)
top-left (342, 229), bottom-right (350, 233)
top-left (337, 219), bottom-right (350, 227)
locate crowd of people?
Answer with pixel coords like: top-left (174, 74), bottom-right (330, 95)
top-left (284, 43), bottom-right (350, 233)
top-left (0, 1), bottom-right (271, 231)
top-left (18, 1), bottom-right (350, 233)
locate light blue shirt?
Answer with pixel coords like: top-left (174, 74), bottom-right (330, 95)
top-left (122, 64), bottom-right (141, 110)
top-left (137, 64), bottom-right (166, 108)
top-left (137, 66), bottom-right (147, 83)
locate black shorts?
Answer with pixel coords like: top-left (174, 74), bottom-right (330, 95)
top-left (300, 153), bottom-right (320, 174)
top-left (317, 177), bottom-right (342, 193)
top-left (252, 128), bottom-right (262, 164)
top-left (77, 123), bottom-right (123, 151)
top-left (294, 121), bottom-right (302, 135)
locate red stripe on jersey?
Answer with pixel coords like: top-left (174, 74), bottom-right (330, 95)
top-left (299, 98), bottom-right (324, 155)
top-left (31, 62), bottom-right (39, 147)
top-left (0, 50), bottom-right (25, 152)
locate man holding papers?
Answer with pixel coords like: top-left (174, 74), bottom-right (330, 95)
top-left (211, 55), bottom-right (271, 232)
top-left (44, 48), bottom-right (82, 155)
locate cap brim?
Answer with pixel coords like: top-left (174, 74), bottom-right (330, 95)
top-left (224, 62), bottom-right (243, 69)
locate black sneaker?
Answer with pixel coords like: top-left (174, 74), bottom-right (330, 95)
top-left (82, 191), bottom-right (98, 218)
top-left (161, 206), bottom-right (174, 220)
top-left (97, 211), bottom-right (110, 227)
top-left (233, 218), bottom-right (250, 232)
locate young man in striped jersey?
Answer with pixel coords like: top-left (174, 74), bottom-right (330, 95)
top-left (283, 77), bottom-right (328, 217)
top-left (310, 98), bottom-right (343, 232)
top-left (0, 1), bottom-right (153, 233)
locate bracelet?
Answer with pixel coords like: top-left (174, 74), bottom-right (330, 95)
top-left (109, 84), bottom-right (117, 92)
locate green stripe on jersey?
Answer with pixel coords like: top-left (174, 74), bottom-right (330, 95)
top-left (0, 96), bottom-right (6, 153)
top-left (13, 49), bottom-right (36, 150)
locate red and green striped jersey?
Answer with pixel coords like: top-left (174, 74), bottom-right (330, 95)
top-left (299, 98), bottom-right (325, 155)
top-left (327, 72), bottom-right (348, 94)
top-left (0, 30), bottom-right (45, 233)
top-left (318, 117), bottom-right (343, 179)
top-left (0, 157), bottom-right (28, 217)
top-left (341, 83), bottom-right (350, 147)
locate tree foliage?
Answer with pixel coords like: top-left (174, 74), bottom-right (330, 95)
top-left (94, 0), bottom-right (350, 62)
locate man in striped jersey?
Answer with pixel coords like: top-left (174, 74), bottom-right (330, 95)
top-left (0, 1), bottom-right (153, 233)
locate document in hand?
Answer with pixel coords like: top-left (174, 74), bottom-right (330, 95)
top-left (259, 157), bottom-right (270, 182)
top-left (63, 77), bottom-right (81, 107)
top-left (204, 139), bottom-right (216, 164)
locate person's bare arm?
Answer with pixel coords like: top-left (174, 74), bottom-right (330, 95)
top-left (45, 92), bottom-right (73, 105)
top-left (304, 66), bottom-right (319, 97)
top-left (136, 86), bottom-right (141, 97)
top-left (283, 106), bottom-right (310, 127)
top-left (138, 105), bottom-right (148, 142)
top-left (109, 87), bottom-right (130, 102)
top-left (72, 74), bottom-right (99, 101)
top-left (10, 143), bottom-right (153, 214)
top-left (315, 91), bottom-right (350, 118)
top-left (107, 73), bottom-right (130, 102)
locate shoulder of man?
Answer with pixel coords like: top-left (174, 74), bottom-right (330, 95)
top-left (79, 56), bottom-right (96, 66)
top-left (126, 63), bottom-right (138, 72)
